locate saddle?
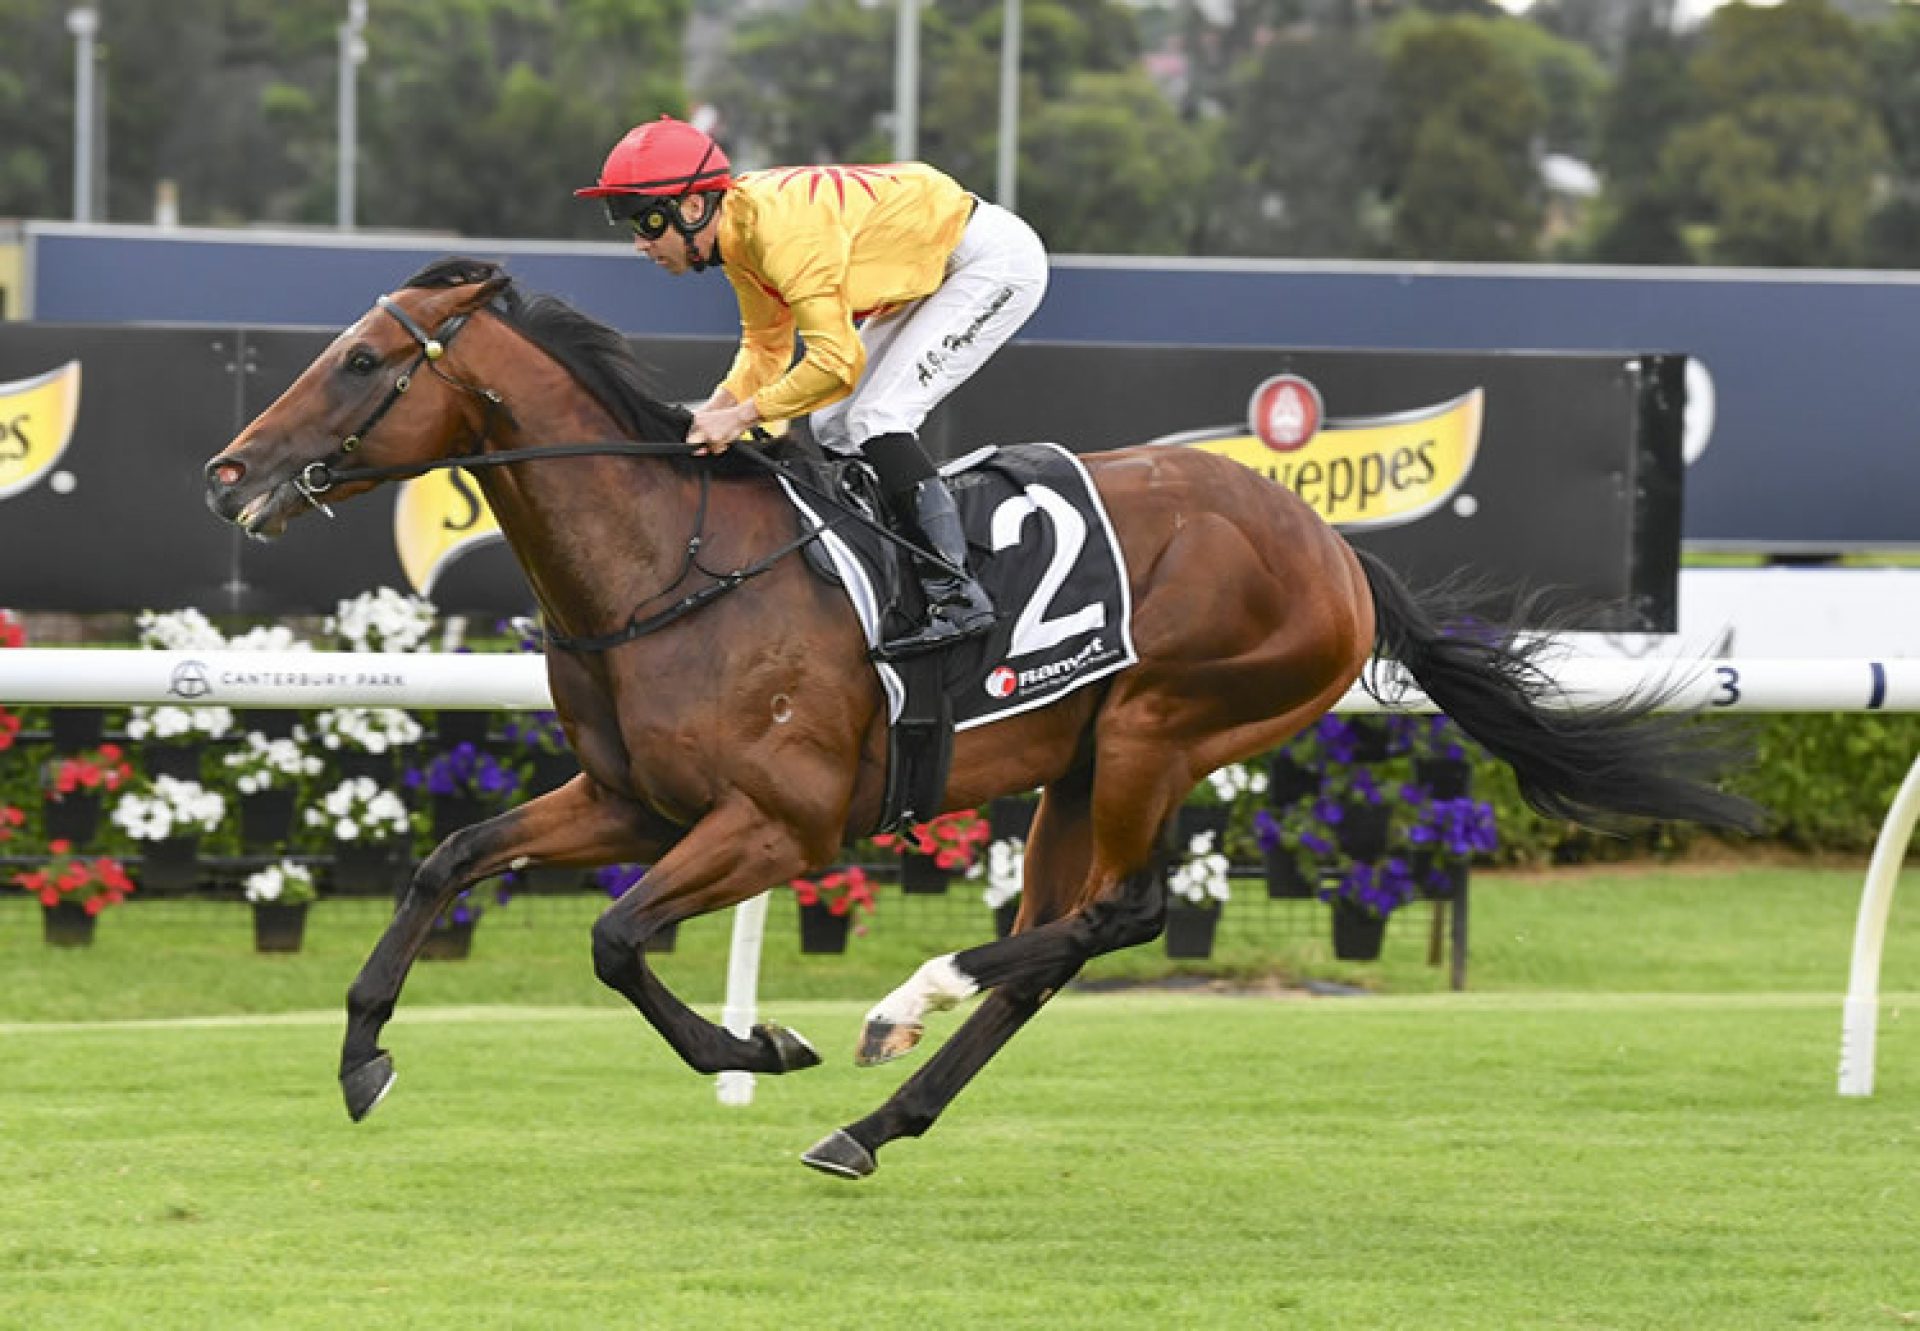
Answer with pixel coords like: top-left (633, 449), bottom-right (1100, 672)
top-left (775, 441), bottom-right (1138, 833)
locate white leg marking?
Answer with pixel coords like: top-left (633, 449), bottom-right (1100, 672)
top-left (864, 955), bottom-right (980, 1028)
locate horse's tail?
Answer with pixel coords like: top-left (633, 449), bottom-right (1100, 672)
top-left (1355, 549), bottom-right (1763, 833)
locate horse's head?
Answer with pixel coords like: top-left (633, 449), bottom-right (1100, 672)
top-left (204, 265), bottom-right (511, 539)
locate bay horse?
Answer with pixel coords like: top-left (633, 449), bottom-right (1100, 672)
top-left (203, 258), bottom-right (1759, 1179)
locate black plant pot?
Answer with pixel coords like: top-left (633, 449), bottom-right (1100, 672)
top-left (435, 711), bottom-right (490, 747)
top-left (144, 742), bottom-right (203, 781)
top-left (50, 708), bottom-right (106, 750)
top-left (1267, 751), bottom-right (1319, 807)
top-left (1415, 756), bottom-right (1473, 801)
top-left (1174, 804), bottom-right (1231, 851)
top-left (1164, 899), bottom-right (1221, 959)
top-left (987, 797), bottom-right (1036, 842)
top-left (238, 709), bottom-right (299, 740)
top-left (139, 836), bottom-right (203, 894)
top-left (1413, 852), bottom-right (1468, 901)
top-left (239, 789), bottom-right (298, 850)
top-left (1346, 716), bottom-right (1391, 764)
top-left (328, 839), bottom-right (407, 897)
top-left (251, 902), bottom-right (309, 954)
top-left (1264, 849), bottom-right (1317, 899)
top-left (797, 901), bottom-right (851, 954)
top-left (420, 918), bottom-right (475, 961)
top-left (900, 853), bottom-right (950, 895)
top-left (42, 900), bottom-right (98, 947)
top-left (43, 793), bottom-right (102, 847)
top-left (333, 750), bottom-right (398, 784)
top-left (526, 751), bottom-right (577, 796)
top-left (1336, 801), bottom-right (1391, 862)
top-left (1330, 898), bottom-right (1388, 961)
top-left (431, 794), bottom-right (489, 840)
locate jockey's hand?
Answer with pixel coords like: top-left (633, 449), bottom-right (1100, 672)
top-left (688, 400), bottom-right (760, 456)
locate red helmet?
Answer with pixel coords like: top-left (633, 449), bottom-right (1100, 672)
top-left (575, 116), bottom-right (733, 199)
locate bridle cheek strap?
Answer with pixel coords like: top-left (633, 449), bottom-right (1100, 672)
top-left (297, 300), bottom-right (490, 514)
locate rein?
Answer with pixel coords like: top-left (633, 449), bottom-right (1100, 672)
top-left (290, 295), bottom-right (935, 655)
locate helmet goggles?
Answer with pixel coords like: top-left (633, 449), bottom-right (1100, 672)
top-left (604, 194), bottom-right (678, 241)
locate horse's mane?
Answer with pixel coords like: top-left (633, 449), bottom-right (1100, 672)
top-left (401, 256), bottom-right (692, 444)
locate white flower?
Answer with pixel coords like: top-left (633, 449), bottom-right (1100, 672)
top-left (313, 707), bottom-right (423, 754)
top-left (136, 608), bottom-right (225, 651)
top-left (222, 731), bottom-right (322, 791)
top-left (244, 860), bottom-right (314, 905)
top-left (326, 587), bottom-right (439, 654)
top-left (974, 836), bottom-right (1025, 910)
top-left (1205, 763), bottom-right (1268, 802)
top-left (110, 776), bottom-right (227, 841)
top-left (305, 777), bottom-right (411, 841)
top-left (126, 704), bottom-right (232, 741)
top-left (227, 625), bottom-right (313, 653)
top-left (1168, 829), bottom-right (1232, 906)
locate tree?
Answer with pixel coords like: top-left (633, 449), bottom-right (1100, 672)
top-left (1661, 0), bottom-right (1888, 267)
top-left (1211, 23), bottom-right (1387, 257)
top-left (1591, 4), bottom-right (1699, 263)
top-left (1017, 70), bottom-right (1212, 254)
top-left (1367, 14), bottom-right (1546, 261)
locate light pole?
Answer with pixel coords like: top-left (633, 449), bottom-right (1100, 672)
top-left (995, 0), bottom-right (1021, 209)
top-left (893, 0), bottom-right (919, 161)
top-left (66, 6), bottom-right (98, 223)
top-left (337, 0), bottom-right (368, 230)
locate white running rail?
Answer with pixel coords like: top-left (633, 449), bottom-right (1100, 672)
top-left (1, 649), bottom-right (1910, 1099)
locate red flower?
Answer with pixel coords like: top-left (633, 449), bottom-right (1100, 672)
top-left (0, 805), bottom-right (23, 844)
top-left (788, 866), bottom-right (876, 918)
top-left (872, 810), bottom-right (991, 872)
top-left (47, 746), bottom-right (134, 798)
top-left (0, 610), bottom-right (23, 650)
top-left (11, 844), bottom-right (135, 913)
top-left (0, 707), bottom-right (20, 751)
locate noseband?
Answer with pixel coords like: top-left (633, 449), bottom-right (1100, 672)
top-left (292, 296), bottom-right (503, 515)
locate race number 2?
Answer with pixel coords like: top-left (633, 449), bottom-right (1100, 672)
top-left (989, 484), bottom-right (1105, 658)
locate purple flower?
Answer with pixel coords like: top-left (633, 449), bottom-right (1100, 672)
top-left (405, 742), bottom-right (524, 800)
top-left (594, 863), bottom-right (648, 899)
top-left (1253, 809), bottom-right (1282, 854)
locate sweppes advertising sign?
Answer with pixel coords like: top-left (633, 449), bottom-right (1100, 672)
top-left (941, 345), bottom-right (1683, 632)
top-left (0, 325), bottom-right (1678, 630)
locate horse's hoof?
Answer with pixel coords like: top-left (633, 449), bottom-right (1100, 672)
top-left (341, 1052), bottom-right (396, 1122)
top-left (801, 1129), bottom-right (877, 1180)
top-left (756, 1022), bottom-right (821, 1073)
top-left (855, 1018), bottom-right (924, 1067)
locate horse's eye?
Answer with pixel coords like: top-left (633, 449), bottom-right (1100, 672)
top-left (345, 349), bottom-right (378, 375)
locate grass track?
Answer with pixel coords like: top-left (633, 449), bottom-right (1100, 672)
top-left (3, 867), bottom-right (1919, 1328)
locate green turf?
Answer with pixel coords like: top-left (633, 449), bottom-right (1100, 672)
top-left (1, 867), bottom-right (1917, 1329)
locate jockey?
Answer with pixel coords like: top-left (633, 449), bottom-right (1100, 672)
top-left (576, 115), bottom-right (1051, 660)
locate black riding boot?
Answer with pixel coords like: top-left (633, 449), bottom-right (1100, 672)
top-left (878, 477), bottom-right (997, 660)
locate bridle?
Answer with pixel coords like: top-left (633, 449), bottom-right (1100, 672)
top-left (274, 292), bottom-right (896, 653)
top-left (291, 295), bottom-right (507, 516)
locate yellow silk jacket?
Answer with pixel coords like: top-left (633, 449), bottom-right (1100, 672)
top-left (714, 163), bottom-right (975, 423)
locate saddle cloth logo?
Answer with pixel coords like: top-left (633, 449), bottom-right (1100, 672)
top-left (781, 441), bottom-right (1138, 732)
top-left (0, 361), bottom-right (83, 501)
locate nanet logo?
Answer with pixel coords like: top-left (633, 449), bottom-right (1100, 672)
top-left (0, 361), bottom-right (83, 501)
top-left (1152, 381), bottom-right (1485, 531)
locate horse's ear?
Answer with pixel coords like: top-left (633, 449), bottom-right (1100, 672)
top-left (463, 274), bottom-right (514, 311)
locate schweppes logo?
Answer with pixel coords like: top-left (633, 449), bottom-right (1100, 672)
top-left (1157, 375), bottom-right (1484, 530)
top-left (394, 466), bottom-right (503, 597)
top-left (0, 361), bottom-right (83, 500)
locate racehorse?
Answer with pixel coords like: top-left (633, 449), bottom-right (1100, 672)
top-left (203, 258), bottom-right (1760, 1179)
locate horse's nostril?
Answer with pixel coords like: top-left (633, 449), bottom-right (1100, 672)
top-left (209, 459), bottom-right (245, 489)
